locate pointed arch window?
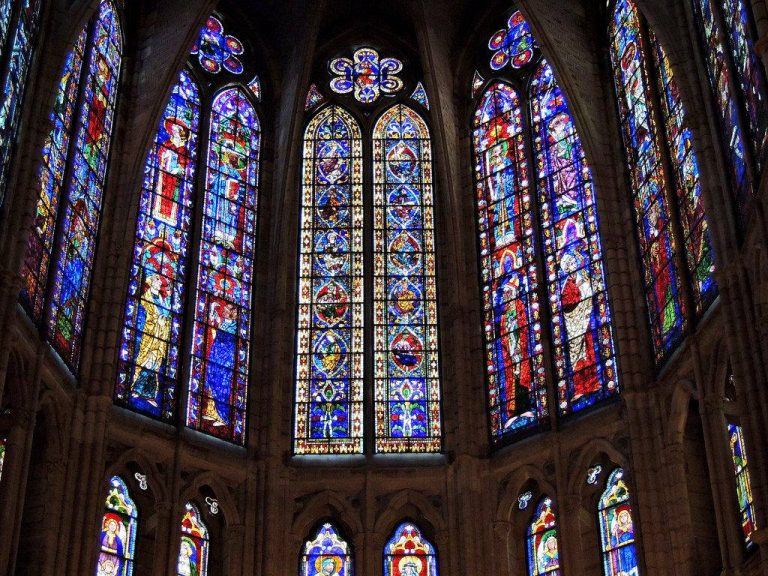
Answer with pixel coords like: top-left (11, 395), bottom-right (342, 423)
top-left (473, 9), bottom-right (619, 446)
top-left (526, 497), bottom-right (561, 575)
top-left (609, 0), bottom-right (717, 362)
top-left (19, 0), bottom-right (122, 370)
top-left (372, 104), bottom-right (441, 453)
top-left (301, 522), bottom-right (353, 576)
top-left (384, 522), bottom-right (438, 576)
top-left (0, 0), bottom-right (44, 207)
top-left (598, 468), bottom-right (640, 576)
top-left (178, 502), bottom-right (209, 576)
top-left (692, 0), bottom-right (768, 223)
top-left (96, 475), bottom-right (137, 576)
top-left (727, 422), bottom-right (758, 547)
top-left (114, 14), bottom-right (260, 445)
top-left (295, 105), bottom-right (364, 455)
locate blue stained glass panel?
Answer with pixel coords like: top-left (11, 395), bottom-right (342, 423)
top-left (294, 105), bottom-right (364, 454)
top-left (609, 0), bottom-right (686, 360)
top-left (530, 60), bottom-right (619, 414)
top-left (46, 0), bottom-right (122, 369)
top-left (0, 0), bottom-right (43, 206)
top-left (116, 69), bottom-right (200, 420)
top-left (20, 27), bottom-right (87, 321)
top-left (96, 476), bottom-right (137, 576)
top-left (185, 87), bottom-right (260, 445)
top-left (373, 104), bottom-right (441, 453)
top-left (473, 81), bottom-right (547, 441)
top-left (599, 469), bottom-right (640, 576)
top-left (301, 523), bottom-right (352, 576)
top-left (727, 423), bottom-right (758, 547)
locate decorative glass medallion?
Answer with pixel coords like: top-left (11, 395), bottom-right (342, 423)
top-left (410, 82), bottom-right (429, 109)
top-left (488, 10), bottom-right (537, 70)
top-left (305, 83), bottom-right (325, 111)
top-left (191, 16), bottom-right (244, 75)
top-left (329, 47), bottom-right (403, 103)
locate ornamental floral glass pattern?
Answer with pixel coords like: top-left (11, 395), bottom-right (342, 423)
top-left (598, 468), bottom-right (640, 576)
top-left (526, 497), bottom-right (561, 576)
top-left (294, 106), bottom-right (364, 455)
top-left (178, 502), bottom-right (209, 576)
top-left (609, 0), bottom-right (686, 360)
top-left (488, 10), bottom-right (537, 70)
top-left (384, 522), bottom-right (438, 576)
top-left (115, 70), bottom-right (201, 421)
top-left (0, 0), bottom-right (43, 207)
top-left (473, 81), bottom-right (547, 439)
top-left (185, 87), bottom-right (260, 445)
top-left (301, 523), bottom-right (352, 576)
top-left (20, 28), bottom-right (87, 321)
top-left (692, 0), bottom-right (760, 222)
top-left (45, 0), bottom-right (122, 369)
top-left (96, 476), bottom-right (137, 576)
top-left (329, 48), bottom-right (403, 103)
top-left (650, 34), bottom-right (717, 315)
top-left (373, 104), bottom-right (441, 453)
top-left (191, 15), bottom-right (244, 75)
top-left (727, 423), bottom-right (757, 547)
top-left (530, 60), bottom-right (618, 415)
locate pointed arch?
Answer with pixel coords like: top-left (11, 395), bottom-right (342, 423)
top-left (294, 104), bottom-right (364, 455)
top-left (115, 68), bottom-right (201, 420)
top-left (529, 59), bottom-right (619, 415)
top-left (383, 521), bottom-right (438, 576)
top-left (526, 496), bottom-right (561, 575)
top-left (0, 0), bottom-right (44, 206)
top-left (185, 86), bottom-right (260, 445)
top-left (96, 475), bottom-right (138, 576)
top-left (598, 468), bottom-right (640, 576)
top-left (179, 502), bottom-right (210, 576)
top-left (372, 103), bottom-right (441, 453)
top-left (473, 80), bottom-right (546, 440)
top-left (300, 521), bottom-right (353, 576)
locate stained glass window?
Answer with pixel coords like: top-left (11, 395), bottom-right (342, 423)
top-left (692, 0), bottom-right (766, 223)
top-left (472, 70), bottom-right (485, 97)
top-left (115, 69), bottom-right (201, 420)
top-left (96, 476), bottom-right (137, 576)
top-left (727, 423), bottom-right (757, 547)
top-left (526, 497), bottom-right (561, 575)
top-left (301, 523), bottom-right (352, 576)
top-left (185, 87), bottom-right (260, 445)
top-left (488, 10), bottom-right (536, 70)
top-left (191, 15), bottom-right (244, 75)
top-left (409, 82), bottom-right (429, 110)
top-left (384, 522), bottom-right (438, 576)
top-left (294, 105), bottom-right (364, 455)
top-left (42, 0), bottom-right (122, 368)
top-left (609, 0), bottom-right (687, 360)
top-left (247, 74), bottom-right (261, 101)
top-left (305, 83), bottom-right (325, 111)
top-left (20, 27), bottom-right (87, 321)
top-left (373, 104), bottom-right (441, 453)
top-left (178, 502), bottom-right (209, 576)
top-left (0, 0), bottom-right (43, 207)
top-left (649, 34), bottom-right (717, 315)
top-left (329, 48), bottom-right (403, 103)
top-left (598, 468), bottom-right (640, 576)
top-left (530, 60), bottom-right (618, 415)
top-left (473, 80), bottom-right (546, 439)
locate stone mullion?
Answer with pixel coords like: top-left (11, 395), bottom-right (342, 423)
top-left (622, 390), bottom-right (672, 574)
top-left (62, 394), bottom-right (111, 576)
top-left (150, 501), bottom-right (173, 575)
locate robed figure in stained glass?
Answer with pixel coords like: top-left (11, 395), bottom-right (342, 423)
top-left (96, 476), bottom-right (136, 576)
top-left (154, 116), bottom-right (192, 225)
top-left (599, 468), bottom-right (640, 576)
top-left (200, 298), bottom-right (238, 427)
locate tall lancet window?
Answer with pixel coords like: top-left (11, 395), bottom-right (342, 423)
top-left (301, 523), bottom-right (353, 576)
top-left (692, 0), bottom-right (768, 223)
top-left (472, 9), bottom-right (619, 446)
top-left (114, 13), bottom-right (261, 445)
top-left (96, 476), bottom-right (138, 576)
top-left (294, 49), bottom-right (441, 454)
top-left (727, 421), bottom-right (758, 547)
top-left (609, 0), bottom-right (717, 363)
top-left (526, 497), bottom-right (561, 575)
top-left (383, 522), bottom-right (439, 576)
top-left (598, 468), bottom-right (640, 576)
top-left (19, 0), bottom-right (122, 370)
top-left (178, 502), bottom-right (210, 576)
top-left (0, 0), bottom-right (43, 207)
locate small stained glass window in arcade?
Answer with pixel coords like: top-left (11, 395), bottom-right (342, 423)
top-left (598, 468), bottom-right (640, 576)
top-left (526, 497), bottom-right (561, 575)
top-left (301, 523), bottom-right (353, 576)
top-left (384, 522), bottom-right (438, 576)
top-left (329, 47), bottom-right (403, 103)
